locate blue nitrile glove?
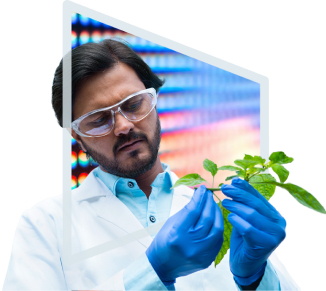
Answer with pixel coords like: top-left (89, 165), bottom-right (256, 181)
top-left (221, 178), bottom-right (286, 286)
top-left (146, 185), bottom-right (224, 285)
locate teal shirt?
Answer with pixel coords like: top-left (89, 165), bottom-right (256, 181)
top-left (94, 163), bottom-right (174, 290)
top-left (94, 163), bottom-right (174, 229)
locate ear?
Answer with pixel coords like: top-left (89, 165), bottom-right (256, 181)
top-left (71, 130), bottom-right (87, 152)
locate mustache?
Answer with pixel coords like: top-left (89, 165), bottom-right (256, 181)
top-left (113, 131), bottom-right (148, 154)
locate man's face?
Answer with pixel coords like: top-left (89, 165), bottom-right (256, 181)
top-left (72, 63), bottom-right (161, 178)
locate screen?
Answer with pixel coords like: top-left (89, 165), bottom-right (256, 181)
top-left (71, 13), bottom-right (260, 189)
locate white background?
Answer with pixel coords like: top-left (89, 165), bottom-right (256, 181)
top-left (1, 0), bottom-right (325, 290)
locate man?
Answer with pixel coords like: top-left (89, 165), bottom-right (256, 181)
top-left (3, 39), bottom-right (297, 290)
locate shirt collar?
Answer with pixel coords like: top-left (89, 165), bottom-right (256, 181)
top-left (93, 163), bottom-right (173, 196)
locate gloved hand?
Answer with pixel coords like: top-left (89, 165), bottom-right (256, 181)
top-left (146, 185), bottom-right (224, 285)
top-left (221, 178), bottom-right (286, 286)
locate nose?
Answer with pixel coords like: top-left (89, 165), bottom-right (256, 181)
top-left (113, 110), bottom-right (135, 136)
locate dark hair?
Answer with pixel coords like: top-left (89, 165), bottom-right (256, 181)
top-left (52, 39), bottom-right (165, 127)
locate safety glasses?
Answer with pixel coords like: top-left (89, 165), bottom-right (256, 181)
top-left (71, 88), bottom-right (157, 137)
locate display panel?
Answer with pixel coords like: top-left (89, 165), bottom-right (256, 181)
top-left (71, 13), bottom-right (260, 189)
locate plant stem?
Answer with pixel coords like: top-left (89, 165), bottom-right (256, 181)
top-left (194, 187), bottom-right (221, 201)
top-left (213, 193), bottom-right (221, 202)
top-left (207, 187), bottom-right (221, 192)
top-left (247, 166), bottom-right (267, 181)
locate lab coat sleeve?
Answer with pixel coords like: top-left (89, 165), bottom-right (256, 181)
top-left (89, 253), bottom-right (170, 291)
top-left (232, 261), bottom-right (280, 291)
top-left (256, 261), bottom-right (280, 290)
top-left (123, 253), bottom-right (170, 290)
top-left (234, 258), bottom-right (298, 291)
top-left (3, 200), bottom-right (168, 291)
top-left (3, 204), bottom-right (68, 291)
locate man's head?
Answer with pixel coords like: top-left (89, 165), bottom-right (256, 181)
top-left (52, 39), bottom-right (165, 178)
top-left (52, 39), bottom-right (164, 126)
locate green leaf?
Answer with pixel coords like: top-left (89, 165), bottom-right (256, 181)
top-left (235, 170), bottom-right (246, 179)
top-left (269, 151), bottom-right (294, 164)
top-left (203, 159), bottom-right (218, 177)
top-left (219, 165), bottom-right (243, 172)
top-left (247, 167), bottom-right (265, 175)
top-left (215, 203), bottom-right (232, 266)
top-left (234, 159), bottom-right (260, 170)
top-left (171, 174), bottom-right (206, 189)
top-left (262, 182), bottom-right (326, 214)
top-left (249, 173), bottom-right (277, 200)
top-left (271, 164), bottom-right (289, 183)
top-left (244, 154), bottom-right (266, 165)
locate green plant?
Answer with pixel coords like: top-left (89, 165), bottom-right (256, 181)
top-left (172, 151), bottom-right (326, 266)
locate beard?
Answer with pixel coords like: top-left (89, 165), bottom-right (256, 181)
top-left (81, 116), bottom-right (161, 179)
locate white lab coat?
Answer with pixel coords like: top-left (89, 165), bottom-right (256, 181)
top-left (3, 170), bottom-right (298, 290)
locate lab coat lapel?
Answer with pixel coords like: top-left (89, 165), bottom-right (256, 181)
top-left (74, 170), bottom-right (194, 248)
top-left (169, 172), bottom-right (194, 216)
top-left (75, 171), bottom-right (153, 247)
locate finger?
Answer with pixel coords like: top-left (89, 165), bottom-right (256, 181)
top-left (228, 213), bottom-right (285, 252)
top-left (231, 178), bottom-right (262, 198)
top-left (192, 189), bottom-right (217, 236)
top-left (232, 178), bottom-right (277, 211)
top-left (193, 189), bottom-right (224, 239)
top-left (207, 201), bottom-right (224, 239)
top-left (180, 185), bottom-right (209, 229)
top-left (222, 199), bottom-right (286, 231)
top-left (221, 184), bottom-right (280, 220)
top-left (199, 202), bottom-right (224, 257)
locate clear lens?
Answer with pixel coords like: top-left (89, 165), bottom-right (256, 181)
top-left (121, 92), bottom-right (155, 121)
top-left (79, 110), bottom-right (114, 136)
top-left (76, 89), bottom-right (156, 137)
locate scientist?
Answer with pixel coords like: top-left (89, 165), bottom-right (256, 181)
top-left (3, 39), bottom-right (297, 290)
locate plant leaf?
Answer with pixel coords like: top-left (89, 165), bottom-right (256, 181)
top-left (215, 203), bottom-right (232, 266)
top-left (203, 159), bottom-right (218, 177)
top-left (249, 173), bottom-right (277, 200)
top-left (234, 159), bottom-right (260, 170)
top-left (171, 174), bottom-right (206, 189)
top-left (261, 181), bottom-right (326, 214)
top-left (219, 165), bottom-right (243, 172)
top-left (244, 154), bottom-right (266, 165)
top-left (269, 151), bottom-right (294, 164)
top-left (236, 170), bottom-right (246, 179)
top-left (247, 167), bottom-right (265, 175)
top-left (271, 164), bottom-right (289, 183)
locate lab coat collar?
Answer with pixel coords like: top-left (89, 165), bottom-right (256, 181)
top-left (74, 170), bottom-right (152, 247)
top-left (73, 169), bottom-right (194, 248)
top-left (74, 168), bottom-right (110, 201)
top-left (74, 167), bottom-right (193, 204)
